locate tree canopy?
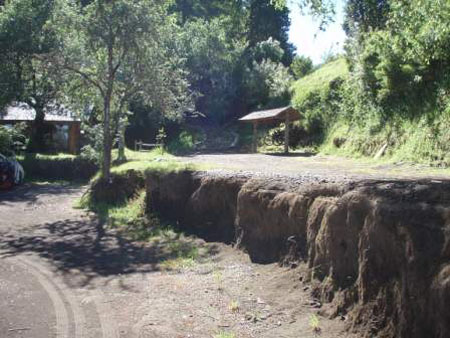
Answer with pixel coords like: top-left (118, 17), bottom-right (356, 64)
top-left (44, 0), bottom-right (193, 179)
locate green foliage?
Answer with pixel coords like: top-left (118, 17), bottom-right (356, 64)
top-left (309, 314), bottom-right (321, 334)
top-left (250, 37), bottom-right (285, 64)
top-left (241, 38), bottom-right (294, 111)
top-left (178, 18), bottom-right (245, 123)
top-left (45, 0), bottom-right (193, 179)
top-left (156, 127), bottom-right (167, 147)
top-left (271, 0), bottom-right (336, 30)
top-left (343, 0), bottom-right (389, 36)
top-left (78, 171), bottom-right (210, 267)
top-left (292, 58), bottom-right (348, 106)
top-left (0, 124), bottom-right (27, 155)
top-left (80, 123), bottom-right (103, 164)
top-left (292, 0), bottom-right (450, 167)
top-left (244, 58), bottom-right (293, 110)
top-left (19, 153), bottom-right (98, 181)
top-left (317, 0), bottom-right (450, 165)
top-left (171, 0), bottom-right (302, 123)
top-left (0, 126), bottom-right (12, 154)
top-left (0, 0), bottom-right (66, 151)
top-left (213, 331), bottom-right (236, 338)
top-left (167, 130), bottom-right (198, 154)
top-left (248, 0), bottom-right (295, 65)
top-left (291, 55), bottom-right (314, 79)
top-left (291, 58), bottom-right (348, 137)
top-left (108, 148), bottom-right (203, 175)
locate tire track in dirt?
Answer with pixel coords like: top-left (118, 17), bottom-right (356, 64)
top-left (12, 254), bottom-right (119, 338)
top-left (17, 256), bottom-right (87, 338)
top-left (9, 256), bottom-right (71, 338)
top-left (92, 289), bottom-right (120, 338)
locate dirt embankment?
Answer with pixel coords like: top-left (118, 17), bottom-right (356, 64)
top-left (146, 170), bottom-right (450, 338)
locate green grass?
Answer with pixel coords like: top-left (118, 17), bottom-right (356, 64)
top-left (77, 178), bottom-right (211, 270)
top-left (213, 331), bottom-right (236, 338)
top-left (113, 147), bottom-right (171, 161)
top-left (16, 152), bottom-right (77, 161)
top-left (112, 159), bottom-right (197, 175)
top-left (309, 314), bottom-right (321, 334)
top-left (110, 148), bottom-right (214, 174)
top-left (291, 58), bottom-right (348, 107)
top-left (87, 147), bottom-right (210, 181)
top-left (159, 256), bottom-right (197, 271)
top-left (76, 190), bottom-right (150, 234)
top-left (20, 147), bottom-right (211, 183)
top-left (320, 114), bottom-right (450, 172)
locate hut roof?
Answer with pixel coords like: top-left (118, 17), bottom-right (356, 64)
top-left (239, 106), bottom-right (300, 123)
top-left (0, 103), bottom-right (79, 123)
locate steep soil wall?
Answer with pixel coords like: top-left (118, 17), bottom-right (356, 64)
top-left (145, 171), bottom-right (450, 338)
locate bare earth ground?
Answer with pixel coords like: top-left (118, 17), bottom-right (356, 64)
top-left (0, 183), bottom-right (355, 338)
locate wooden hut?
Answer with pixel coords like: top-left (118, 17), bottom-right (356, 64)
top-left (0, 103), bottom-right (81, 154)
top-left (239, 106), bottom-right (301, 153)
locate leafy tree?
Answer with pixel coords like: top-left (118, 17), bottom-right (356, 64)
top-left (348, 0), bottom-right (450, 117)
top-left (170, 0), bottom-right (249, 44)
top-left (249, 37), bottom-right (285, 64)
top-left (272, 0), bottom-right (336, 29)
top-left (0, 0), bottom-right (62, 151)
top-left (178, 18), bottom-right (246, 123)
top-left (0, 123), bottom-right (27, 155)
top-left (243, 39), bottom-right (293, 110)
top-left (171, 0), bottom-right (246, 23)
top-left (291, 55), bottom-right (313, 79)
top-left (244, 59), bottom-right (293, 109)
top-left (248, 0), bottom-right (295, 65)
top-left (45, 0), bottom-right (193, 180)
top-left (343, 0), bottom-right (390, 36)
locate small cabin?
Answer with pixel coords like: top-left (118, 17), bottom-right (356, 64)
top-left (0, 103), bottom-right (81, 154)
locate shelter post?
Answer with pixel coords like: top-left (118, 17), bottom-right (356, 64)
top-left (68, 122), bottom-right (80, 154)
top-left (238, 106), bottom-right (300, 154)
top-left (284, 114), bottom-right (290, 154)
top-left (252, 121), bottom-right (258, 153)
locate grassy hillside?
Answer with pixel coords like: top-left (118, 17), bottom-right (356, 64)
top-left (291, 58), bottom-right (349, 107)
top-left (288, 58), bottom-right (450, 167)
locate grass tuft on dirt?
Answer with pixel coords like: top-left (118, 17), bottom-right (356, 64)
top-left (213, 331), bottom-right (236, 338)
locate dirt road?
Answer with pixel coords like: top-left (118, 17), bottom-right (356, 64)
top-left (0, 183), bottom-right (354, 338)
top-left (179, 153), bottom-right (450, 180)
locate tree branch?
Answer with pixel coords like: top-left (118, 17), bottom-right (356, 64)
top-left (34, 54), bottom-right (105, 98)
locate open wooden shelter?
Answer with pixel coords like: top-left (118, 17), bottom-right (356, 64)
top-left (239, 106), bottom-right (301, 153)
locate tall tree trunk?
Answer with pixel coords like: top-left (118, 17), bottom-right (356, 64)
top-left (28, 104), bottom-right (46, 152)
top-left (116, 116), bottom-right (127, 163)
top-left (103, 24), bottom-right (116, 182)
top-left (102, 95), bottom-right (112, 181)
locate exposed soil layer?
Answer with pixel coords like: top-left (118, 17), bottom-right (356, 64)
top-left (146, 170), bottom-right (450, 338)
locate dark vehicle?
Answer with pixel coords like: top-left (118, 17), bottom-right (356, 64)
top-left (0, 154), bottom-right (24, 190)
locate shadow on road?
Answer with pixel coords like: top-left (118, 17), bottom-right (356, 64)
top-left (263, 152), bottom-right (316, 158)
top-left (0, 183), bottom-right (83, 206)
top-left (0, 216), bottom-right (219, 288)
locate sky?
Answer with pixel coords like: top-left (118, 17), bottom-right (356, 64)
top-left (288, 0), bottom-right (347, 64)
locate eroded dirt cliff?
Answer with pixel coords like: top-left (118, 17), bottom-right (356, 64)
top-left (146, 170), bottom-right (450, 338)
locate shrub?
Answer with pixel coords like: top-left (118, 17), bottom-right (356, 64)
top-left (0, 123), bottom-right (27, 155)
top-left (20, 154), bottom-right (98, 181)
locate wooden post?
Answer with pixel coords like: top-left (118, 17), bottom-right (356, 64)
top-left (252, 121), bottom-right (258, 153)
top-left (68, 122), bottom-right (80, 154)
top-left (284, 114), bottom-right (290, 154)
